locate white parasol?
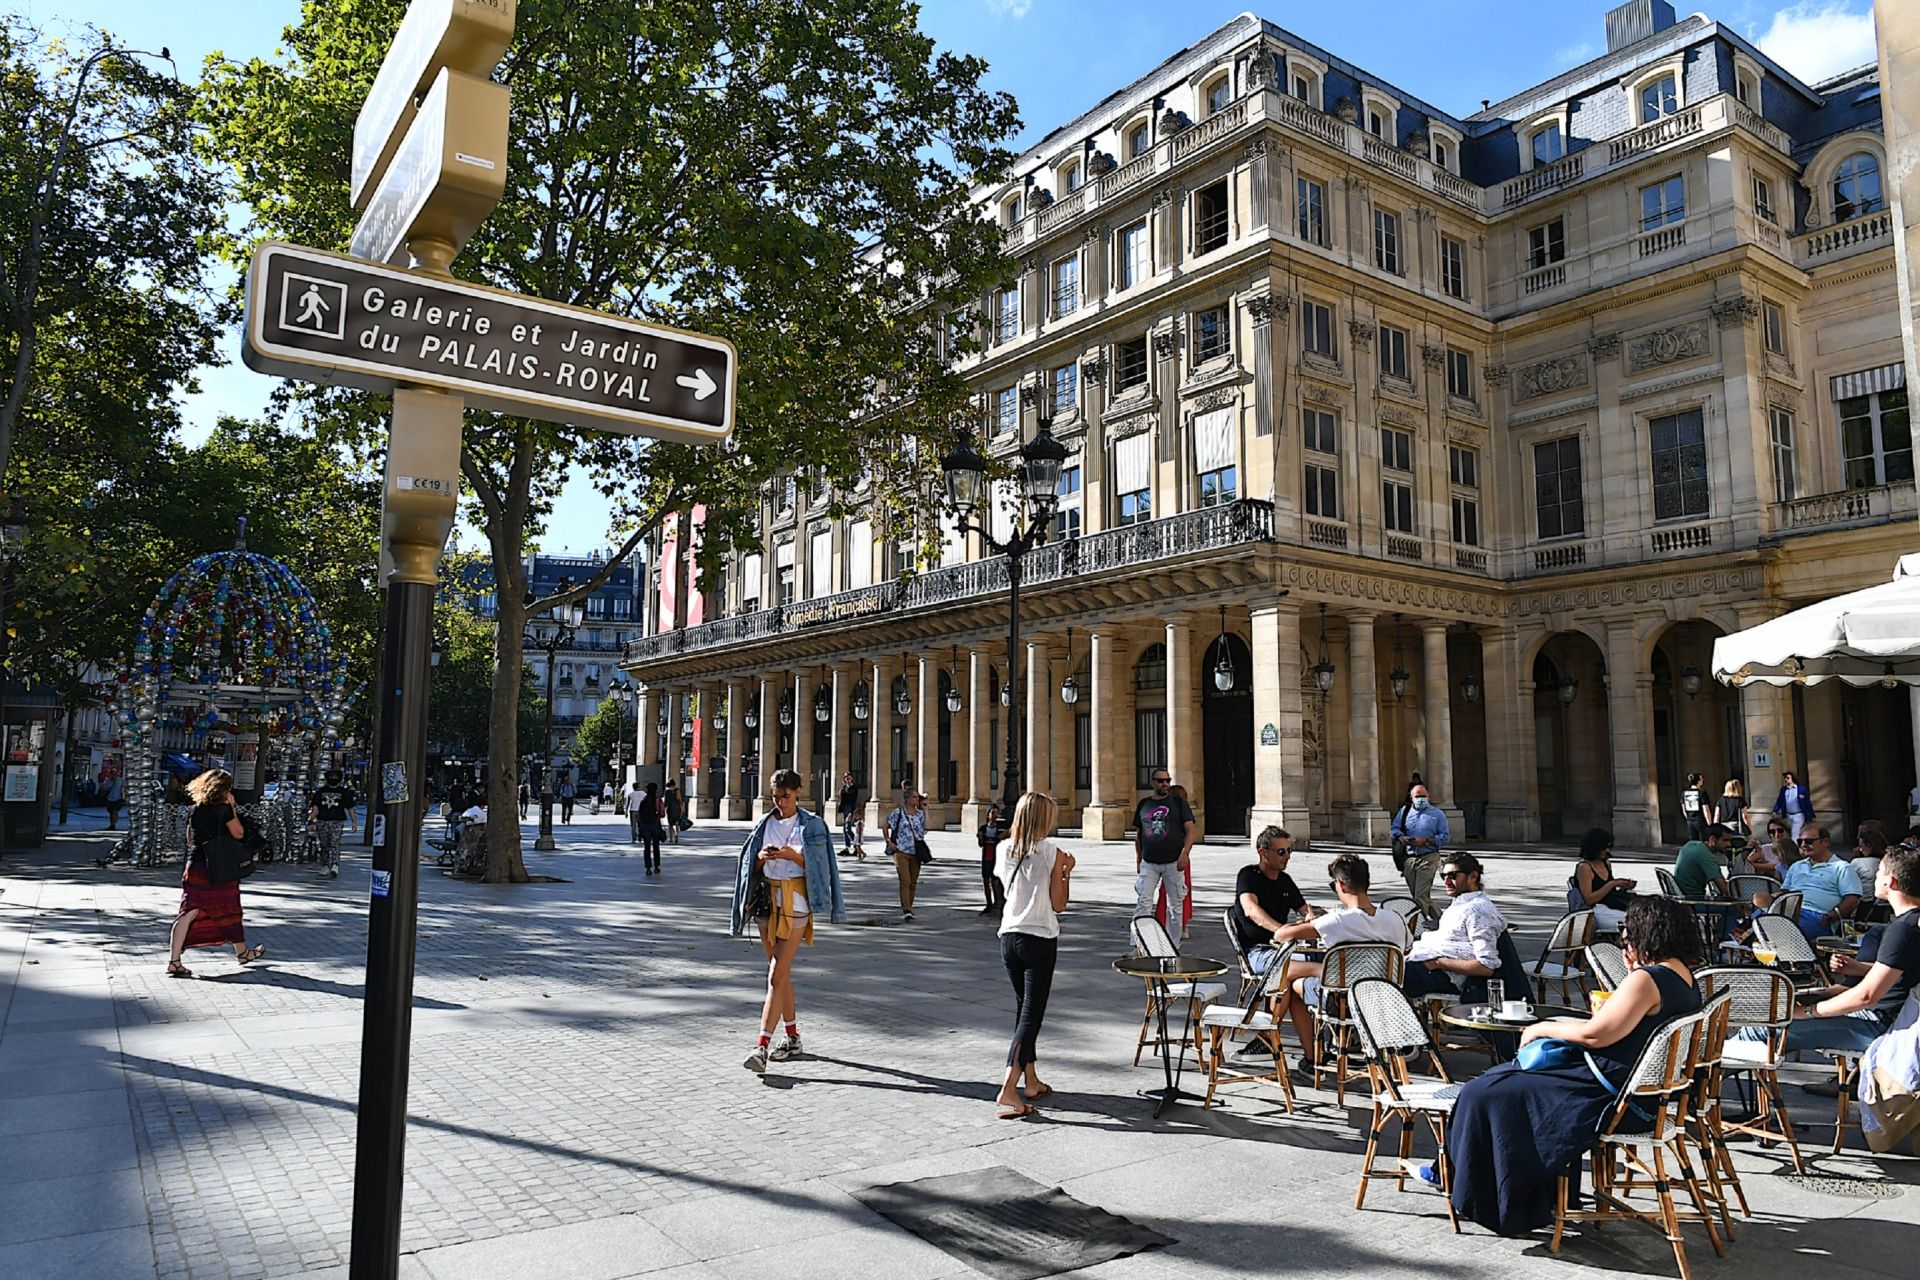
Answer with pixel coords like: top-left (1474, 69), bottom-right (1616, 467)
top-left (1713, 553), bottom-right (1920, 687)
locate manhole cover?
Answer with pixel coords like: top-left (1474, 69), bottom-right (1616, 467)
top-left (854, 1166), bottom-right (1172, 1280)
top-left (1780, 1175), bottom-right (1905, 1199)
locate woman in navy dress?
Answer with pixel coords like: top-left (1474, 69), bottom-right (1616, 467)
top-left (1448, 896), bottom-right (1702, 1236)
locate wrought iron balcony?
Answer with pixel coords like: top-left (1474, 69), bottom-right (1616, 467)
top-left (628, 500), bottom-right (1274, 663)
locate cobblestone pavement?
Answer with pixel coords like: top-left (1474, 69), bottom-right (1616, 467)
top-left (2, 813), bottom-right (1916, 1279)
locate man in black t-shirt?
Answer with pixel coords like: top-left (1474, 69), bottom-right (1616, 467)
top-left (1230, 825), bottom-right (1308, 974)
top-left (1748, 847), bottom-right (1920, 1056)
top-left (1133, 768), bottom-right (1196, 940)
top-left (309, 769), bottom-right (357, 880)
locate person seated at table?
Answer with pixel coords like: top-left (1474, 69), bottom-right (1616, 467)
top-left (1672, 823), bottom-right (1732, 900)
top-left (1568, 828), bottom-right (1635, 934)
top-left (1755, 825), bottom-right (1863, 937)
top-left (1446, 896), bottom-right (1702, 1235)
top-left (1746, 819), bottom-right (1791, 876)
top-left (1229, 826), bottom-right (1307, 975)
top-left (1266, 853), bottom-right (1411, 1065)
top-left (1402, 854), bottom-right (1506, 999)
top-left (1850, 825), bottom-right (1889, 915)
top-left (1739, 849), bottom-right (1919, 1060)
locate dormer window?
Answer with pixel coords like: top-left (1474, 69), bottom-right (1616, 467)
top-left (1002, 193), bottom-right (1023, 227)
top-left (1833, 151), bottom-right (1884, 221)
top-left (1060, 159), bottom-right (1083, 194)
top-left (1366, 107), bottom-right (1387, 139)
top-left (1530, 123), bottom-right (1564, 166)
top-left (1126, 119), bottom-right (1151, 160)
top-left (1638, 73), bottom-right (1678, 123)
top-left (1432, 139), bottom-right (1451, 170)
top-left (1204, 75), bottom-right (1232, 116)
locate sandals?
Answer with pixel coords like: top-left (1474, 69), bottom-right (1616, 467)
top-left (1023, 1083), bottom-right (1053, 1102)
top-left (237, 945), bottom-right (266, 965)
top-left (166, 961), bottom-right (193, 979)
top-left (996, 1103), bottom-right (1038, 1120)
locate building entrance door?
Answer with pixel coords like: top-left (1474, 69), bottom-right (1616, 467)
top-left (1201, 634), bottom-right (1254, 837)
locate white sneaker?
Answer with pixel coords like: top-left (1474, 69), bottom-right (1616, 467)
top-left (743, 1045), bottom-right (769, 1073)
top-left (768, 1033), bottom-right (803, 1061)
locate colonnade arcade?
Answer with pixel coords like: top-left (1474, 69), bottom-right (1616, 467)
top-left (625, 560), bottom-right (1915, 847)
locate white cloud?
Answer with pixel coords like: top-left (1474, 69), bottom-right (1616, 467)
top-left (1553, 40), bottom-right (1599, 68)
top-left (985, 0), bottom-right (1033, 17)
top-left (1752, 2), bottom-right (1878, 85)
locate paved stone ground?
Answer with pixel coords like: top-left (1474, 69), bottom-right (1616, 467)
top-left (2, 812), bottom-right (1916, 1280)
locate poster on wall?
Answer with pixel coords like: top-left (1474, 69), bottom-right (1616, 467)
top-left (4, 764), bottom-right (37, 802)
top-left (232, 734), bottom-right (260, 790)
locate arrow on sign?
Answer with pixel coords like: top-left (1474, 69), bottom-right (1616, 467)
top-left (675, 368), bottom-right (718, 401)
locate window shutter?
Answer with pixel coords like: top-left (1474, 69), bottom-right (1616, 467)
top-left (847, 520), bottom-right (873, 589)
top-left (1193, 408), bottom-right (1235, 474)
top-left (1114, 432), bottom-right (1152, 493)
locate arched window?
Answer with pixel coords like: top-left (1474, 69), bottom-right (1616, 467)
top-left (1832, 152), bottom-right (1884, 222)
top-left (1134, 643), bottom-right (1168, 691)
top-left (1060, 159), bottom-right (1082, 194)
top-left (1126, 119), bottom-right (1151, 160)
top-left (1205, 75), bottom-right (1232, 116)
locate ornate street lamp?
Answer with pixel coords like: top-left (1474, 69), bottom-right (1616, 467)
top-left (1060, 628), bottom-right (1080, 705)
top-left (892, 666), bottom-right (913, 717)
top-left (851, 680), bottom-right (870, 721)
top-left (1679, 664), bottom-right (1703, 698)
top-left (945, 647), bottom-right (964, 714)
top-left (1310, 603), bottom-right (1336, 694)
top-left (1211, 606), bottom-right (1237, 692)
top-left (942, 403), bottom-right (1068, 817)
top-left (813, 684), bottom-right (831, 723)
top-left (1388, 613), bottom-right (1411, 700)
top-left (743, 700), bottom-right (760, 731)
top-left (1559, 675), bottom-right (1580, 704)
top-left (523, 577), bottom-right (584, 851)
top-left (1460, 669), bottom-right (1482, 706)
top-left (777, 687), bottom-right (794, 726)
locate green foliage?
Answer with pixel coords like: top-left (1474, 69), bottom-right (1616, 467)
top-left (198, 0), bottom-right (1020, 878)
top-left (430, 565), bottom-right (544, 758)
top-left (572, 690), bottom-right (631, 774)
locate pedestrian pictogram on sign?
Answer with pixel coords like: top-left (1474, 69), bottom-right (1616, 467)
top-left (281, 273), bottom-right (348, 340)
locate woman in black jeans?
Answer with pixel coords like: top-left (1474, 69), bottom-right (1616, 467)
top-left (992, 791), bottom-right (1074, 1119)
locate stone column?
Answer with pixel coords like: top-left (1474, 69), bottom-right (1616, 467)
top-left (722, 677), bottom-right (749, 820)
top-left (1604, 619), bottom-right (1658, 847)
top-left (1084, 627), bottom-right (1131, 839)
top-left (687, 684), bottom-right (713, 818)
top-left (1165, 616), bottom-right (1203, 828)
top-left (1025, 638), bottom-right (1052, 806)
top-left (752, 677), bottom-right (779, 819)
top-left (1050, 641), bottom-right (1077, 826)
top-left (792, 670), bottom-right (815, 809)
top-left (866, 656), bottom-right (898, 827)
top-left (1249, 598), bottom-right (1308, 837)
top-left (1343, 611), bottom-right (1391, 845)
top-left (962, 647), bottom-right (992, 829)
top-left (1419, 622), bottom-right (1458, 828)
top-left (951, 647), bottom-right (974, 825)
top-left (829, 663), bottom-right (855, 813)
top-left (1481, 629), bottom-right (1540, 841)
top-left (636, 688), bottom-right (659, 768)
top-left (916, 654), bottom-right (941, 826)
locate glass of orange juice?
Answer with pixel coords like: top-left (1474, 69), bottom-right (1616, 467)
top-left (1753, 947), bottom-right (1777, 966)
top-left (1590, 989), bottom-right (1612, 1014)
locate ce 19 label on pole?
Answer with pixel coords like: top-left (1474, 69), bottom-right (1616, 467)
top-left (242, 241), bottom-right (736, 443)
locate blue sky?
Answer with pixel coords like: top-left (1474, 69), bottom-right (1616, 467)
top-left (37, 0), bottom-right (1878, 555)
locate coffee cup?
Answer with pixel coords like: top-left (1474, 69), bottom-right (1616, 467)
top-left (1501, 999), bottom-right (1530, 1019)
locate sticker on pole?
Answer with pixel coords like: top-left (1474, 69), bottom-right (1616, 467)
top-left (381, 762), bottom-right (410, 805)
top-left (371, 869), bottom-right (392, 899)
top-left (371, 814), bottom-right (387, 847)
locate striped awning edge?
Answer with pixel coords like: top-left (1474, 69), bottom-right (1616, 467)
top-left (1831, 362), bottom-right (1907, 402)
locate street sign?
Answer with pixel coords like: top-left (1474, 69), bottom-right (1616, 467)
top-left (349, 68), bottom-right (509, 267)
top-left (243, 242), bottom-right (737, 442)
top-left (353, 0), bottom-right (517, 211)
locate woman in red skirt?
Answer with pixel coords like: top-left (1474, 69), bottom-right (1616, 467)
top-left (167, 769), bottom-right (266, 977)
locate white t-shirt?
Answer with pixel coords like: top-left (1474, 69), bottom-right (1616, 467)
top-left (996, 838), bottom-right (1060, 939)
top-left (1313, 904), bottom-right (1410, 951)
top-left (759, 813), bottom-right (808, 914)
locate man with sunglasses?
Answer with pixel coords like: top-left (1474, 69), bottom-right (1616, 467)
top-left (1402, 853), bottom-right (1509, 999)
top-left (1133, 768), bottom-right (1195, 940)
top-left (1757, 825), bottom-right (1863, 936)
top-left (1229, 826), bottom-right (1309, 975)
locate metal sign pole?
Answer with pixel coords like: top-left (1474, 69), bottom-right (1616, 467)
top-left (350, 383), bottom-right (462, 1279)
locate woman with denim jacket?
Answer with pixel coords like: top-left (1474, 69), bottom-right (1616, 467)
top-left (731, 768), bottom-right (846, 1072)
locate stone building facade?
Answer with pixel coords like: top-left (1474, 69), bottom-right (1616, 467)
top-left (623, 3), bottom-right (1915, 848)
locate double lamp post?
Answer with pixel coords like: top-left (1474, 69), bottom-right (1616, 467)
top-left (939, 405), bottom-right (1068, 821)
top-left (524, 582), bottom-right (584, 851)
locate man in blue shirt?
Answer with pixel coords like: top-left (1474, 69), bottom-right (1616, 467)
top-left (1758, 826), bottom-right (1863, 936)
top-left (1392, 782), bottom-right (1451, 927)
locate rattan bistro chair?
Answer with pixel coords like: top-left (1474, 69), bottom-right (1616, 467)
top-left (1349, 977), bottom-right (1461, 1231)
top-left (1221, 906), bottom-right (1259, 1004)
top-left (1551, 997), bottom-right (1729, 1280)
top-left (1699, 966), bottom-right (1805, 1174)
top-left (1728, 874), bottom-right (1781, 904)
top-left (1129, 915), bottom-right (1227, 1066)
top-left (1657, 868), bottom-right (1684, 898)
top-left (1586, 941), bottom-right (1630, 994)
top-left (1312, 942), bottom-right (1406, 1105)
top-left (1532, 909), bottom-right (1596, 1004)
top-left (1198, 942), bottom-right (1298, 1112)
top-left (1376, 895), bottom-right (1422, 931)
top-left (1750, 914), bottom-right (1818, 983)
top-left (1685, 989), bottom-right (1747, 1235)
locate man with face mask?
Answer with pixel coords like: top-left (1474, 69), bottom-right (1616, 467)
top-left (1392, 782), bottom-right (1450, 927)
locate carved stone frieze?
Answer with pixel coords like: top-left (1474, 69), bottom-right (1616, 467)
top-left (1152, 187), bottom-right (1175, 208)
top-left (1509, 395), bottom-right (1598, 427)
top-left (1244, 138), bottom-right (1271, 159)
top-left (1766, 384), bottom-right (1802, 411)
top-left (1302, 381), bottom-right (1343, 405)
top-left (1587, 333), bottom-right (1621, 361)
top-left (1347, 319), bottom-right (1374, 350)
top-left (1108, 411), bottom-right (1157, 440)
top-left (1420, 343), bottom-right (1447, 370)
top-left (1710, 296), bottom-right (1761, 328)
top-left (1514, 354), bottom-right (1590, 403)
top-left (1445, 423), bottom-right (1487, 445)
top-left (1245, 293), bottom-right (1277, 325)
top-left (1080, 353), bottom-right (1107, 381)
top-left (1192, 387), bottom-right (1239, 412)
top-left (1151, 327), bottom-right (1180, 359)
top-left (1483, 363), bottom-right (1510, 389)
top-left (1378, 406), bottom-right (1420, 428)
top-left (1619, 367), bottom-right (1721, 402)
top-left (1626, 320), bottom-right (1710, 372)
top-left (1516, 568), bottom-right (1759, 618)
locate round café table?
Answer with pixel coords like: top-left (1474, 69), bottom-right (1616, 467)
top-left (1813, 935), bottom-right (1861, 959)
top-left (1113, 955), bottom-right (1230, 1117)
top-left (1437, 1002), bottom-right (1587, 1064)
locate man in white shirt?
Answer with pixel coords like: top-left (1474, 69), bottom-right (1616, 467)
top-left (1266, 853), bottom-right (1410, 1064)
top-left (1402, 852), bottom-right (1507, 998)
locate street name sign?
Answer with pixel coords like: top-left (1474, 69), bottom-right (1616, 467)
top-left (349, 68), bottom-right (509, 267)
top-left (352, 0), bottom-right (517, 210)
top-left (243, 241), bottom-right (736, 443)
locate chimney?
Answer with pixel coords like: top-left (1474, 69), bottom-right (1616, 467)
top-left (1604, 0), bottom-right (1677, 53)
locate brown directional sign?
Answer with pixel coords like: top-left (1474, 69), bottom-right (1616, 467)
top-left (242, 242), bottom-right (735, 443)
top-left (350, 68), bottom-right (509, 266)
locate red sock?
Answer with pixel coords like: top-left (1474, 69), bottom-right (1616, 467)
top-left (784, 1023), bottom-right (799, 1037)
top-left (757, 1032), bottom-right (771, 1047)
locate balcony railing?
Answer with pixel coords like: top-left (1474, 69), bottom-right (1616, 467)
top-left (1532, 542), bottom-right (1587, 573)
top-left (628, 501), bottom-right (1274, 663)
top-left (1503, 154), bottom-right (1584, 207)
top-left (1796, 209), bottom-right (1893, 267)
top-left (1608, 105), bottom-right (1703, 163)
top-left (1777, 483), bottom-right (1920, 534)
top-left (1170, 99), bottom-right (1248, 163)
top-left (1523, 263), bottom-right (1566, 294)
top-left (1649, 523), bottom-right (1712, 555)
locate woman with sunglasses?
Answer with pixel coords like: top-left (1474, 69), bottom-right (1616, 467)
top-left (731, 769), bottom-right (845, 1072)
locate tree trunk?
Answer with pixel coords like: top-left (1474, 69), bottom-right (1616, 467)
top-left (482, 544), bottom-right (531, 884)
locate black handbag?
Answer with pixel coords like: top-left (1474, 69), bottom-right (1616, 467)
top-left (746, 866), bottom-right (772, 918)
top-left (913, 838), bottom-right (934, 864)
top-left (203, 834), bottom-right (257, 884)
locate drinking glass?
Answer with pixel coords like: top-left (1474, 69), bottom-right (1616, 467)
top-left (1487, 979), bottom-right (1505, 1012)
top-left (1753, 947), bottom-right (1777, 966)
